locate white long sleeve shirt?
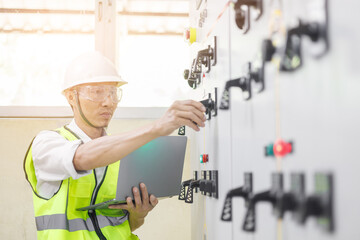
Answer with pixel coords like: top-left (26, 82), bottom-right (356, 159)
top-left (32, 119), bottom-right (106, 199)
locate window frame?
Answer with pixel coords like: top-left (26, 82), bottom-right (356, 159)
top-left (0, 106), bottom-right (167, 119)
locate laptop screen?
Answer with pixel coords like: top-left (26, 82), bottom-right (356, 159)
top-left (116, 136), bottom-right (188, 200)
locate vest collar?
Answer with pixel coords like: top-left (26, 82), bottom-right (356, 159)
top-left (67, 119), bottom-right (108, 143)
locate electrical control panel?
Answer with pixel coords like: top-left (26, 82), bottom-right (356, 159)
top-left (178, 0), bottom-right (360, 239)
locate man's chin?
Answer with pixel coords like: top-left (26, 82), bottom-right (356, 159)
top-left (98, 122), bottom-right (110, 128)
top-left (92, 119), bottom-right (111, 128)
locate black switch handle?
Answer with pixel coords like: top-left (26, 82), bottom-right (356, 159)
top-left (221, 173), bottom-right (253, 222)
top-left (185, 180), bottom-right (201, 204)
top-left (184, 58), bottom-right (201, 89)
top-left (296, 173), bottom-right (334, 232)
top-left (179, 179), bottom-right (193, 201)
top-left (242, 190), bottom-right (274, 232)
top-left (262, 39), bottom-right (276, 62)
top-left (281, 0), bottom-right (329, 72)
top-left (274, 173), bottom-right (305, 219)
top-left (247, 62), bottom-right (265, 93)
top-left (200, 88), bottom-right (218, 120)
top-left (178, 126), bottom-right (185, 135)
top-left (221, 187), bottom-right (245, 222)
top-left (242, 173), bottom-right (281, 232)
top-left (220, 77), bottom-right (251, 110)
top-left (185, 171), bottom-right (219, 203)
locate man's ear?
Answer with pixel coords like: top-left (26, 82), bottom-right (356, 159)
top-left (64, 89), bottom-right (76, 109)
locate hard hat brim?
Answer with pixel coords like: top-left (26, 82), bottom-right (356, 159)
top-left (62, 76), bottom-right (128, 94)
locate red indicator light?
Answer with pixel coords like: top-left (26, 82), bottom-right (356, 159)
top-left (204, 154), bottom-right (209, 163)
top-left (273, 140), bottom-right (292, 157)
top-left (200, 154), bottom-right (209, 163)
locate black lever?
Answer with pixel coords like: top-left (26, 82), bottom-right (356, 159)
top-left (234, 39), bottom-right (275, 98)
top-left (242, 39), bottom-right (275, 95)
top-left (178, 179), bottom-right (193, 200)
top-left (280, 0), bottom-right (329, 72)
top-left (221, 173), bottom-right (253, 222)
top-left (280, 20), bottom-right (311, 72)
top-left (184, 58), bottom-right (202, 89)
top-left (233, 0), bottom-right (263, 34)
top-left (274, 173), bottom-right (305, 219)
top-left (179, 171), bottom-right (198, 201)
top-left (249, 38), bottom-right (277, 94)
top-left (242, 173), bottom-right (281, 232)
top-left (247, 62), bottom-right (265, 93)
top-left (185, 179), bottom-right (203, 203)
top-left (200, 88), bottom-right (218, 120)
top-left (220, 76), bottom-right (251, 110)
top-left (178, 126), bottom-right (185, 135)
top-left (205, 170), bottom-right (219, 199)
top-left (183, 37), bottom-right (217, 89)
top-left (262, 39), bottom-right (276, 62)
top-left (295, 173), bottom-right (334, 232)
top-left (185, 171), bottom-right (218, 203)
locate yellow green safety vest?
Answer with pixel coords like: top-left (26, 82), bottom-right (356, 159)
top-left (23, 126), bottom-right (140, 240)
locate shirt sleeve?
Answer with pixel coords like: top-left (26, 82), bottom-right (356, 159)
top-left (32, 130), bottom-right (92, 198)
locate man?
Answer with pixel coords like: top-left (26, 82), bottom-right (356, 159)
top-left (24, 52), bottom-right (206, 239)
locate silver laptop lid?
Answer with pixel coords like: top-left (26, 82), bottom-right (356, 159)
top-left (116, 136), bottom-right (187, 200)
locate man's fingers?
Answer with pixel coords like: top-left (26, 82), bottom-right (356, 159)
top-left (177, 117), bottom-right (200, 131)
top-left (150, 195), bottom-right (158, 208)
top-left (126, 196), bottom-right (135, 209)
top-left (155, 99), bottom-right (207, 136)
top-left (133, 187), bottom-right (142, 207)
top-left (174, 103), bottom-right (206, 122)
top-left (182, 100), bottom-right (207, 112)
top-left (108, 204), bottom-right (128, 210)
top-left (186, 119), bottom-right (200, 132)
top-left (177, 111), bottom-right (205, 127)
top-left (108, 197), bottom-right (133, 210)
top-left (140, 183), bottom-right (149, 203)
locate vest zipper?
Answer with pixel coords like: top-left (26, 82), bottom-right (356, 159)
top-left (88, 168), bottom-right (108, 240)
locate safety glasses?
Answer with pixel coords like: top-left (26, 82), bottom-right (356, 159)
top-left (76, 85), bottom-right (123, 103)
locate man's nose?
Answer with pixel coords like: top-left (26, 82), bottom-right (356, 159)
top-left (102, 93), bottom-right (114, 106)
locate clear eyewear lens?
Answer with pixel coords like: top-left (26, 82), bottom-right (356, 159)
top-left (78, 86), bottom-right (122, 103)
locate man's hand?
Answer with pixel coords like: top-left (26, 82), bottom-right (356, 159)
top-left (153, 100), bottom-right (207, 136)
top-left (108, 183), bottom-right (158, 231)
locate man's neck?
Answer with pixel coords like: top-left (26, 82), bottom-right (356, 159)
top-left (74, 118), bottom-right (105, 139)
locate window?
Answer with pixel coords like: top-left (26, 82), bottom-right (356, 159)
top-left (118, 35), bottom-right (190, 107)
top-left (0, 0), bottom-right (190, 107)
top-left (0, 33), bottom-right (94, 106)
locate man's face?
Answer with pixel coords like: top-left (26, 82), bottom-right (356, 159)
top-left (73, 82), bottom-right (121, 128)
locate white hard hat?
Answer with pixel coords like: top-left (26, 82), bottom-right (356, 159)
top-left (62, 51), bottom-right (127, 94)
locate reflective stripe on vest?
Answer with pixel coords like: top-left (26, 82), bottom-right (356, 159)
top-left (36, 213), bottom-right (128, 232)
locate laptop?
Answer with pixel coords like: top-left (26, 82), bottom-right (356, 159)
top-left (77, 136), bottom-right (187, 211)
